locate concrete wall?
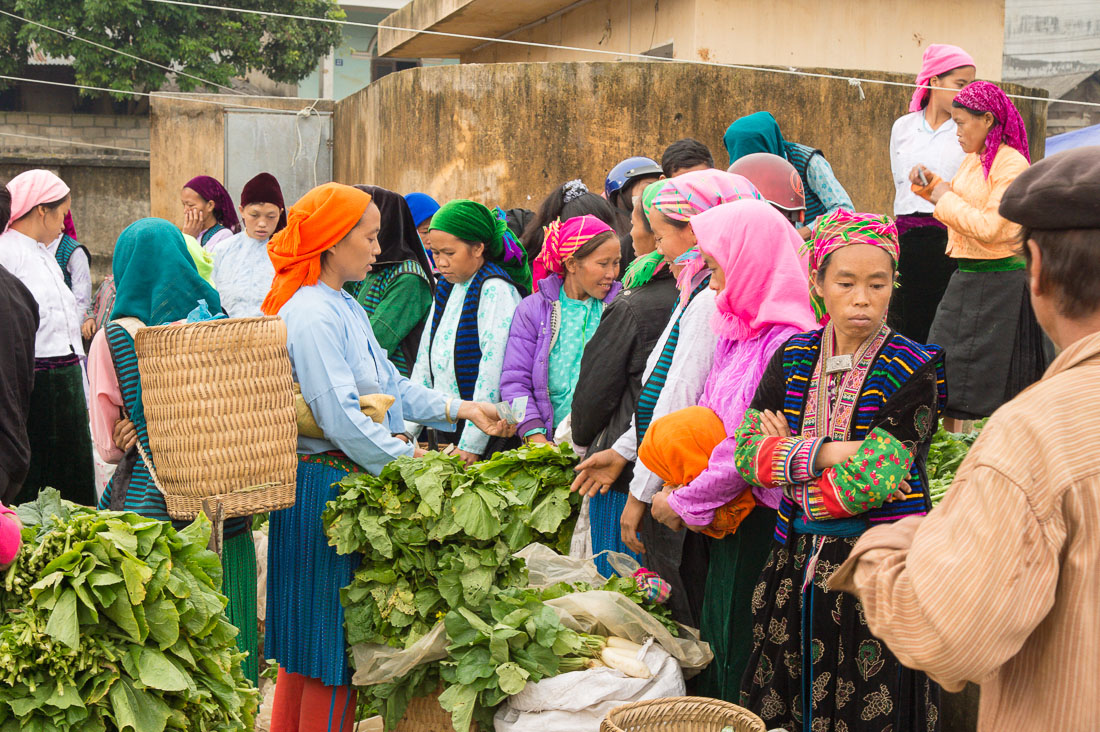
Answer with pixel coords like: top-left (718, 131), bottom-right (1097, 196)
top-left (332, 61), bottom-right (1046, 217)
top-left (0, 157), bottom-right (150, 284)
top-left (149, 96), bottom-right (334, 222)
top-left (0, 111), bottom-right (149, 156)
top-left (460, 0), bottom-right (1005, 79)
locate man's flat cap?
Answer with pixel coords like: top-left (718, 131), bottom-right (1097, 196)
top-left (1000, 146), bottom-right (1100, 230)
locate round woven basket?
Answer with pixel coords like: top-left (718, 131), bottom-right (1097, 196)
top-left (394, 689), bottom-right (476, 732)
top-left (134, 317), bottom-right (297, 519)
top-left (601, 697), bottom-right (766, 732)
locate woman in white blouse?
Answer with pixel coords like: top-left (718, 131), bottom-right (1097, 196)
top-left (888, 44), bottom-right (975, 343)
top-left (0, 169), bottom-right (95, 505)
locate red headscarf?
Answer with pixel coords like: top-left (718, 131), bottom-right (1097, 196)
top-left (261, 183), bottom-right (372, 316)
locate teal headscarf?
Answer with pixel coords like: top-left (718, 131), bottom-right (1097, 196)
top-left (430, 199), bottom-right (532, 292)
top-left (111, 218), bottom-right (222, 325)
top-left (723, 111), bottom-right (787, 166)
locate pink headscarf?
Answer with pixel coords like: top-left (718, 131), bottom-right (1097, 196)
top-left (953, 80), bottom-right (1031, 178)
top-left (648, 170), bottom-right (763, 301)
top-left (534, 215), bottom-right (615, 280)
top-left (5, 169), bottom-right (70, 230)
top-left (909, 44), bottom-right (976, 113)
top-left (693, 199), bottom-right (817, 341)
top-left (63, 212), bottom-right (77, 239)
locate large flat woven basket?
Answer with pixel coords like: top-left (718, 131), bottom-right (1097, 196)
top-left (394, 689), bottom-right (475, 732)
top-left (134, 316), bottom-right (297, 519)
top-left (601, 697), bottom-right (766, 732)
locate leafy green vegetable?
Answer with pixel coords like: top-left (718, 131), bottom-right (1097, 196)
top-left (926, 419), bottom-right (987, 506)
top-left (0, 489), bottom-right (258, 731)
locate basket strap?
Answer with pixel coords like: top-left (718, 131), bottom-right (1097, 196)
top-left (132, 433), bottom-right (167, 498)
top-left (106, 317), bottom-right (166, 498)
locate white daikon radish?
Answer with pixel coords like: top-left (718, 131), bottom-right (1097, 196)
top-left (605, 637), bottom-right (645, 654)
top-left (600, 648), bottom-right (652, 679)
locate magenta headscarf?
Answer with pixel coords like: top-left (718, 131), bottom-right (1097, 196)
top-left (692, 199), bottom-right (817, 341)
top-left (953, 81), bottom-right (1031, 178)
top-left (648, 170), bottom-right (763, 301)
top-left (534, 215), bottom-right (615, 282)
top-left (5, 169), bottom-right (70, 230)
top-left (63, 212), bottom-right (77, 239)
top-left (909, 44), bottom-right (976, 113)
top-left (183, 175), bottom-right (240, 233)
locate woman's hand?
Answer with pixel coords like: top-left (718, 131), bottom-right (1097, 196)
top-left (908, 164), bottom-right (930, 187)
top-left (181, 208), bottom-right (204, 238)
top-left (571, 449), bottom-right (628, 497)
top-left (927, 181), bottom-right (952, 204)
top-left (81, 318), bottom-right (97, 340)
top-left (112, 418), bottom-right (137, 451)
top-left (525, 433), bottom-right (552, 446)
top-left (887, 480), bottom-right (913, 503)
top-left (620, 494), bottom-right (647, 554)
top-left (759, 410), bottom-right (791, 438)
top-left (650, 488), bottom-right (683, 532)
top-left (455, 449), bottom-right (480, 466)
top-left (814, 440), bottom-right (862, 472)
top-left (458, 402), bottom-right (515, 438)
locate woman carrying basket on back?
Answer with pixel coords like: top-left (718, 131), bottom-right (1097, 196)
top-left (261, 183), bottom-right (514, 732)
top-left (86, 218), bottom-right (260, 684)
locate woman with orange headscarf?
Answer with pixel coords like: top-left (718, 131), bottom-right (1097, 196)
top-left (263, 183), bottom-right (511, 732)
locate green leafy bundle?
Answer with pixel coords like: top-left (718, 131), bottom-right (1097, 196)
top-left (323, 446), bottom-right (581, 652)
top-left (540, 577), bottom-right (680, 638)
top-left (0, 489), bottom-right (257, 732)
top-left (927, 419), bottom-right (988, 505)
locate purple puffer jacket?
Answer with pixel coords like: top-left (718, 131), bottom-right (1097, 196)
top-left (500, 274), bottom-right (621, 437)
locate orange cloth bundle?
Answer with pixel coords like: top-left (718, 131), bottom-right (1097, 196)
top-left (639, 406), bottom-right (756, 539)
top-left (910, 171), bottom-right (945, 202)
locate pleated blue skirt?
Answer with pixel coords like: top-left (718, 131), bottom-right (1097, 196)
top-left (588, 489), bottom-right (642, 578)
top-left (266, 454), bottom-right (362, 687)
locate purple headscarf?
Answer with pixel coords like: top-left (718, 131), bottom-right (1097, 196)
top-left (183, 175), bottom-right (240, 233)
top-left (953, 81), bottom-right (1031, 178)
top-left (63, 211), bottom-right (77, 239)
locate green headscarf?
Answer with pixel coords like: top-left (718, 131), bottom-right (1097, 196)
top-left (625, 181), bottom-right (669, 289)
top-left (430, 199), bottom-right (532, 292)
top-left (723, 111), bottom-right (787, 166)
top-left (111, 218), bottom-right (222, 325)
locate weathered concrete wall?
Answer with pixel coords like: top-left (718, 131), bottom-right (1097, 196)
top-left (149, 96), bottom-right (334, 223)
top-left (0, 157), bottom-right (150, 284)
top-left (0, 112), bottom-right (149, 156)
top-left (333, 62), bottom-right (1046, 216)
top-left (419, 0), bottom-right (1005, 79)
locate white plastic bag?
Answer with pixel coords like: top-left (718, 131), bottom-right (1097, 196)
top-left (493, 639), bottom-right (684, 732)
top-left (350, 623), bottom-right (449, 686)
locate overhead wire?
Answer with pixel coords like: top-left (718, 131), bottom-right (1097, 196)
top-left (141, 0), bottom-right (1100, 111)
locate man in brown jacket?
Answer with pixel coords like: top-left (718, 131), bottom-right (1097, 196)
top-left (830, 145), bottom-right (1100, 732)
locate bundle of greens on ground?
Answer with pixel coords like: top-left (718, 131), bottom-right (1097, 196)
top-left (0, 489), bottom-right (257, 732)
top-left (927, 418), bottom-right (988, 505)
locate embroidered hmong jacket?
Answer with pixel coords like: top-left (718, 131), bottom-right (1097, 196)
top-left (735, 328), bottom-right (946, 542)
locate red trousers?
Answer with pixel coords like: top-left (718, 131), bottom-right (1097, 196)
top-left (271, 667), bottom-right (357, 732)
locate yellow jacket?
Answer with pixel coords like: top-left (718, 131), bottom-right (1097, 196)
top-left (934, 146), bottom-right (1029, 260)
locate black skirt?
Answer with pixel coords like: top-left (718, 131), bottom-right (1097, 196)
top-left (927, 268), bottom-right (1050, 420)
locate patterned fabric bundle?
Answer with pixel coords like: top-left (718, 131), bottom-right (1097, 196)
top-left (953, 80), bottom-right (1031, 178)
top-left (638, 405), bottom-right (756, 539)
top-left (534, 215), bottom-right (615, 277)
top-left (806, 209), bottom-right (900, 322)
top-left (430, 199), bottom-right (532, 292)
top-left (632, 568), bottom-right (672, 604)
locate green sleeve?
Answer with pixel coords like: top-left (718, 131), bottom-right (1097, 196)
top-left (369, 274), bottom-right (432, 358)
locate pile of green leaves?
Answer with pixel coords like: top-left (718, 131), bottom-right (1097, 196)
top-left (322, 445), bottom-right (581, 653)
top-left (0, 489), bottom-right (257, 732)
top-left (927, 419), bottom-right (988, 505)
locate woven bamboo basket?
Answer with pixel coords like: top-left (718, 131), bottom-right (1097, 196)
top-left (394, 689), bottom-right (476, 732)
top-left (134, 316), bottom-right (297, 519)
top-left (601, 697), bottom-right (766, 732)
